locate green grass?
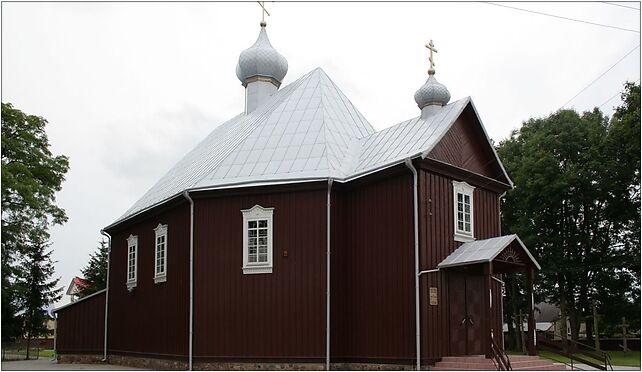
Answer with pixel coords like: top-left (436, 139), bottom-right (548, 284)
top-left (2, 349), bottom-right (55, 359)
top-left (509, 350), bottom-right (641, 367)
top-left (605, 351), bottom-right (641, 367)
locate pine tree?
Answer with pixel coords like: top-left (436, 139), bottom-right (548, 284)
top-left (1, 102), bottom-right (69, 350)
top-left (16, 229), bottom-right (62, 359)
top-left (80, 239), bottom-right (109, 297)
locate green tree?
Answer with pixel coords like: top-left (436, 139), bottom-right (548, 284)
top-left (1, 102), bottom-right (69, 348)
top-left (497, 82), bottom-right (640, 343)
top-left (16, 229), bottom-right (62, 359)
top-left (80, 239), bottom-right (109, 297)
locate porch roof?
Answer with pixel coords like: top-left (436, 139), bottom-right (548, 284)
top-left (437, 234), bottom-right (541, 270)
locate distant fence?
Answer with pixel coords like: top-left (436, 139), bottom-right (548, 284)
top-left (54, 290), bottom-right (106, 355)
top-left (1, 340), bottom-right (48, 361)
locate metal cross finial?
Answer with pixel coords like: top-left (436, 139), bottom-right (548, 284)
top-left (257, 1), bottom-right (270, 27)
top-left (425, 39), bottom-right (438, 75)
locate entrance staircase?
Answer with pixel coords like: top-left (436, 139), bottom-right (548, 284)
top-left (430, 355), bottom-right (568, 370)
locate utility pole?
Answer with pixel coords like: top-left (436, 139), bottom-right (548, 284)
top-left (619, 317), bottom-right (630, 353)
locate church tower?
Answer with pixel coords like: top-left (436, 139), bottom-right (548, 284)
top-left (236, 18), bottom-right (288, 114)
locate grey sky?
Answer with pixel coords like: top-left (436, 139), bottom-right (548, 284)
top-left (2, 2), bottom-right (639, 308)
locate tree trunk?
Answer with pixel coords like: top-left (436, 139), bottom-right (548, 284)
top-left (559, 280), bottom-right (568, 352)
top-left (586, 316), bottom-right (593, 344)
top-left (569, 310), bottom-right (581, 343)
top-left (593, 303), bottom-right (600, 351)
top-left (507, 313), bottom-right (516, 350)
top-left (25, 335), bottom-right (30, 360)
top-left (518, 314), bottom-right (526, 353)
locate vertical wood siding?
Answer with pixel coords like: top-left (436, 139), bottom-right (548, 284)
top-left (193, 187), bottom-right (327, 360)
top-left (332, 173), bottom-right (415, 361)
top-left (419, 169), bottom-right (501, 359)
top-left (107, 203), bottom-right (190, 358)
top-left (427, 108), bottom-right (507, 183)
top-left (56, 292), bottom-right (105, 354)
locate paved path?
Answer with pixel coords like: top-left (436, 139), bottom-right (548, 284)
top-left (568, 364), bottom-right (640, 371)
top-left (1, 359), bottom-right (146, 370)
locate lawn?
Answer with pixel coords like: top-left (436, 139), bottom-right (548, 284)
top-left (508, 350), bottom-right (641, 367)
top-left (2, 349), bottom-right (55, 359)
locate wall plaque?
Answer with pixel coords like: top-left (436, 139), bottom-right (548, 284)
top-left (429, 287), bottom-right (438, 305)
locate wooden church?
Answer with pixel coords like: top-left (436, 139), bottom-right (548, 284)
top-left (54, 14), bottom-right (549, 371)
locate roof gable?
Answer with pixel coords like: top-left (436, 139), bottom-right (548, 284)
top-left (427, 103), bottom-right (511, 184)
top-left (437, 234), bottom-right (541, 270)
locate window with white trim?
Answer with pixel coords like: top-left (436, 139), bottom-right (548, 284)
top-left (453, 181), bottom-right (475, 242)
top-left (154, 224), bottom-right (168, 283)
top-left (126, 234), bottom-right (138, 289)
top-left (241, 205), bottom-right (274, 275)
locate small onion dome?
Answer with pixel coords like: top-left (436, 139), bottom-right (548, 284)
top-left (414, 71), bottom-right (451, 108)
top-left (236, 25), bottom-right (288, 88)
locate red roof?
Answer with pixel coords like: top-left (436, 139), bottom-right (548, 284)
top-left (72, 277), bottom-right (89, 289)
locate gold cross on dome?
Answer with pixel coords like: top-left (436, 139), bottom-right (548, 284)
top-left (425, 39), bottom-right (438, 74)
top-left (257, 1), bottom-right (270, 27)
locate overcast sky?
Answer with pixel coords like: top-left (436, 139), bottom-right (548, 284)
top-left (2, 1), bottom-right (640, 308)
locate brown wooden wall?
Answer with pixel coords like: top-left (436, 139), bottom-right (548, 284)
top-left (107, 202), bottom-right (191, 359)
top-left (192, 185), bottom-right (327, 360)
top-left (419, 169), bottom-right (502, 359)
top-left (55, 291), bottom-right (105, 354)
top-left (428, 105), bottom-right (508, 184)
top-left (331, 172), bottom-right (415, 362)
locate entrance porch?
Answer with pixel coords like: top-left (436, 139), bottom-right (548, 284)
top-left (438, 235), bottom-right (542, 362)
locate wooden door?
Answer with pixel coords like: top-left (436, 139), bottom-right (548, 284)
top-left (448, 272), bottom-right (485, 356)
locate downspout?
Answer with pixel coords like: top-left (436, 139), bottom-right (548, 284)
top-left (52, 312), bottom-right (57, 361)
top-left (404, 158), bottom-right (420, 371)
top-left (183, 191), bottom-right (195, 371)
top-left (326, 178), bottom-right (333, 371)
top-left (100, 230), bottom-right (111, 362)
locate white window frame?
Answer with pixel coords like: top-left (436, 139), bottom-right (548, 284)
top-left (126, 234), bottom-right (138, 289)
top-left (452, 180), bottom-right (475, 243)
top-left (241, 205), bottom-right (274, 275)
top-left (154, 223), bottom-right (168, 283)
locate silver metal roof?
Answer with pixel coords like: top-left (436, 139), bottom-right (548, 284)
top-left (236, 25), bottom-right (288, 85)
top-left (437, 234), bottom-right (541, 270)
top-left (414, 74), bottom-right (451, 109)
top-left (109, 68), bottom-right (511, 228)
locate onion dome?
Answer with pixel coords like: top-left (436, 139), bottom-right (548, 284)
top-left (414, 70), bottom-right (451, 109)
top-left (236, 24), bottom-right (288, 88)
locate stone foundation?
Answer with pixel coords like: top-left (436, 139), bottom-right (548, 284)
top-left (108, 354), bottom-right (188, 370)
top-left (59, 354), bottom-right (431, 370)
top-left (331, 363), bottom-right (415, 370)
top-left (57, 354), bottom-right (104, 364)
top-left (195, 361), bottom-right (325, 370)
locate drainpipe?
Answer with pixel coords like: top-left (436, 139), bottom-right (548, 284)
top-left (100, 230), bottom-right (111, 362)
top-left (52, 312), bottom-right (57, 361)
top-left (404, 158), bottom-right (420, 371)
top-left (183, 191), bottom-right (195, 370)
top-left (326, 178), bottom-right (333, 371)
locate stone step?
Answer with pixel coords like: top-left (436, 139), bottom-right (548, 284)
top-left (434, 361), bottom-right (496, 370)
top-left (430, 356), bottom-right (568, 371)
top-left (440, 356), bottom-right (488, 363)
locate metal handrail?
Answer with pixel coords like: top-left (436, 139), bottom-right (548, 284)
top-left (490, 335), bottom-right (512, 370)
top-left (538, 332), bottom-right (613, 371)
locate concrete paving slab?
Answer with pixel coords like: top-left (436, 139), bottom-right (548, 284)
top-left (1, 359), bottom-right (147, 370)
